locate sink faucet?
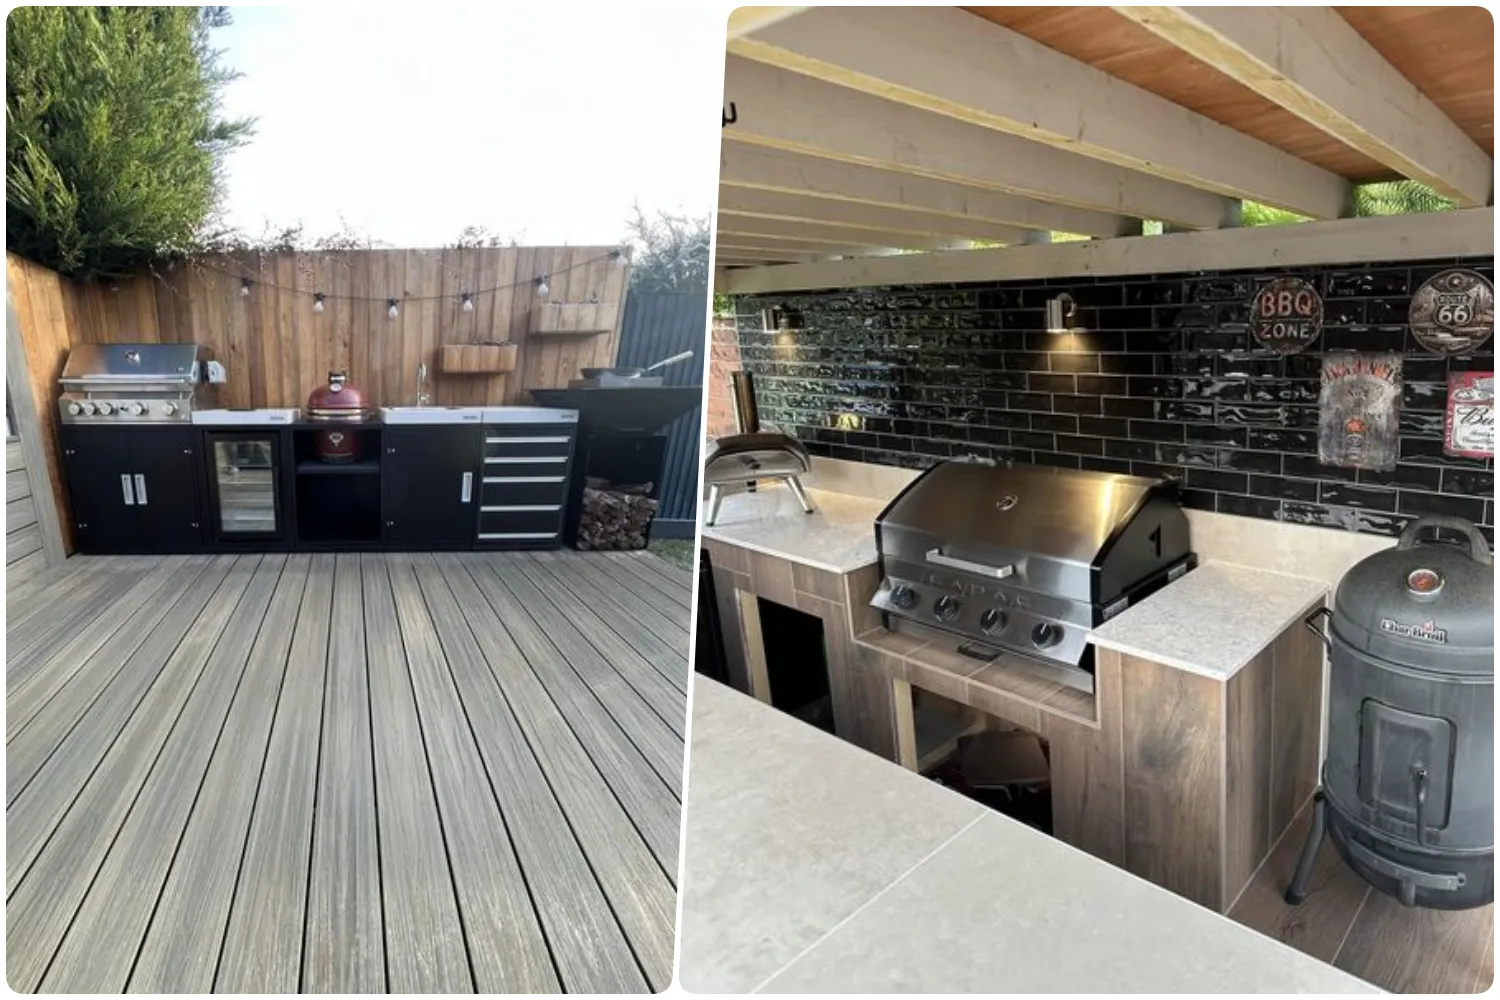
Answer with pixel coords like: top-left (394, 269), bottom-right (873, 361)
top-left (416, 363), bottom-right (431, 406)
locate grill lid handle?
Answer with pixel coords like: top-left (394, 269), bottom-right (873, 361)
top-left (925, 548), bottom-right (1014, 579)
top-left (1397, 515), bottom-right (1493, 566)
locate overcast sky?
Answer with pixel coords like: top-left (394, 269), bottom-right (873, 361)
top-left (212, 4), bottom-right (723, 248)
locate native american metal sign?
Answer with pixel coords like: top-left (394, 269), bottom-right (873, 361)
top-left (1409, 269), bottom-right (1494, 356)
top-left (1319, 352), bottom-right (1403, 471)
top-left (1251, 277), bottom-right (1323, 354)
top-left (1445, 371), bottom-right (1494, 459)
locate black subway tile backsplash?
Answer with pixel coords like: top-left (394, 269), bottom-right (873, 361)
top-left (737, 257), bottom-right (1494, 541)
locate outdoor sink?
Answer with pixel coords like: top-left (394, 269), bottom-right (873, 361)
top-left (378, 405), bottom-right (484, 425)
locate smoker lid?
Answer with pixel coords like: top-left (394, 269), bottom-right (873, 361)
top-left (59, 343), bottom-right (205, 382)
top-left (1331, 516), bottom-right (1494, 676)
top-left (878, 461), bottom-right (1168, 565)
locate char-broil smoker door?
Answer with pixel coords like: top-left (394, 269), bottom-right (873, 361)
top-left (206, 432), bottom-right (284, 541)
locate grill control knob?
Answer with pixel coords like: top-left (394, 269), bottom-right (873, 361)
top-left (127, 402), bottom-right (145, 416)
top-left (95, 401), bottom-right (114, 415)
top-left (161, 402), bottom-right (178, 416)
top-left (980, 608), bottom-right (1009, 636)
top-left (78, 401), bottom-right (96, 416)
top-left (67, 402), bottom-right (82, 416)
top-left (933, 595), bottom-right (961, 622)
top-left (890, 584), bottom-right (918, 610)
top-left (1031, 622), bottom-right (1063, 649)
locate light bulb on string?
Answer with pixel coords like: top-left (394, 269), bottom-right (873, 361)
top-left (461, 292), bottom-right (474, 313)
top-left (387, 298), bottom-right (399, 319)
top-left (313, 293), bottom-right (325, 313)
top-left (240, 278), bottom-right (252, 297)
top-left (535, 276), bottom-right (549, 299)
top-left (612, 248), bottom-right (629, 269)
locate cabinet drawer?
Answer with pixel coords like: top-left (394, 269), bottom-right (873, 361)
top-left (481, 455), bottom-right (570, 478)
top-left (478, 507), bottom-right (564, 535)
top-left (481, 477), bottom-right (568, 506)
top-left (483, 422), bottom-right (576, 440)
top-left (483, 437), bottom-right (574, 460)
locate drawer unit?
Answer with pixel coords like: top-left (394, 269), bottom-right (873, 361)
top-left (476, 421), bottom-right (577, 548)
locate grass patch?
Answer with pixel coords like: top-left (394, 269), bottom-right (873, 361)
top-left (648, 538), bottom-right (696, 572)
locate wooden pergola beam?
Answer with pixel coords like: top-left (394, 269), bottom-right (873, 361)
top-left (722, 56), bottom-right (1238, 230)
top-left (1114, 6), bottom-right (1493, 207)
top-left (719, 187), bottom-right (1037, 245)
top-left (715, 235), bottom-right (891, 259)
top-left (721, 145), bottom-right (1136, 239)
top-left (731, 6), bottom-right (1352, 218)
top-left (717, 207), bottom-right (1495, 294)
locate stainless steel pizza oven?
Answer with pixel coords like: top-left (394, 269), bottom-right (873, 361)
top-left (870, 460), bottom-right (1195, 691)
top-left (703, 432), bottom-right (814, 526)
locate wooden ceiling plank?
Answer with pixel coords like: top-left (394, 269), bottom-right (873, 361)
top-left (720, 142), bottom-right (1136, 238)
top-left (719, 187), bottom-right (1036, 244)
top-left (731, 6), bottom-right (1351, 217)
top-left (718, 215), bottom-right (977, 251)
top-left (1116, 6), bottom-right (1493, 207)
top-left (723, 55), bottom-right (1237, 230)
top-left (726, 7), bottom-right (807, 41)
top-left (714, 235), bottom-right (892, 258)
top-left (718, 207), bottom-right (1495, 295)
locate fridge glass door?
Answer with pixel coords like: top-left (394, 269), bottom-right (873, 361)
top-left (214, 438), bottom-right (278, 534)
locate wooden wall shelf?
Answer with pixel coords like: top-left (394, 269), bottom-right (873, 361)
top-left (440, 342), bottom-right (517, 375)
top-left (529, 303), bottom-right (617, 336)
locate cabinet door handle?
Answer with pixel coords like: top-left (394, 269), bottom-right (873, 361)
top-left (134, 474), bottom-right (148, 506)
top-left (461, 472), bottom-right (473, 503)
top-left (121, 474), bottom-right (135, 506)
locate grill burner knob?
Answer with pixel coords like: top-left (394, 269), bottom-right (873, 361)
top-left (127, 402), bottom-right (145, 416)
top-left (95, 401), bottom-right (114, 415)
top-left (1031, 622), bottom-right (1063, 649)
top-left (890, 584), bottom-right (918, 610)
top-left (67, 402), bottom-right (82, 416)
top-left (933, 595), bottom-right (961, 622)
top-left (980, 608), bottom-right (1009, 635)
top-left (161, 402), bottom-right (178, 416)
top-left (78, 402), bottom-right (96, 416)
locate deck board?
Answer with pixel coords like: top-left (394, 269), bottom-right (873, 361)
top-left (5, 548), bottom-right (687, 994)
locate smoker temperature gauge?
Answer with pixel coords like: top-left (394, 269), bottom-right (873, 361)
top-left (980, 608), bottom-right (1008, 635)
top-left (890, 584), bottom-right (918, 610)
top-left (933, 595), bottom-right (961, 622)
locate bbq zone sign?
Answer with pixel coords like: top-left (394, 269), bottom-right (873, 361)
top-left (1252, 277), bottom-right (1323, 354)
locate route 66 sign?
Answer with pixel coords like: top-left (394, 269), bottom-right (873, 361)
top-left (1251, 277), bottom-right (1323, 354)
top-left (1409, 269), bottom-right (1494, 356)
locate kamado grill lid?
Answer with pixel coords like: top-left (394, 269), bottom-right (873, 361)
top-left (1331, 516), bottom-right (1494, 676)
top-left (306, 371), bottom-right (372, 420)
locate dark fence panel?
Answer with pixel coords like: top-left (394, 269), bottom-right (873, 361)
top-left (615, 288), bottom-right (708, 537)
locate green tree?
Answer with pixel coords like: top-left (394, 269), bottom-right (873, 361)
top-left (625, 204), bottom-right (710, 292)
top-left (6, 6), bottom-right (253, 278)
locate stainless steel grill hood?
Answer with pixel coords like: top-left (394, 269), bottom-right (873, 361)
top-left (870, 460), bottom-right (1195, 690)
top-left (58, 343), bottom-right (217, 423)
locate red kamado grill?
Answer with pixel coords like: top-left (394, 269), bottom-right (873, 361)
top-left (306, 371), bottom-right (372, 463)
top-left (1290, 515), bottom-right (1493, 910)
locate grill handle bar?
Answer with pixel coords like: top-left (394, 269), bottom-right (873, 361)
top-left (1397, 514), bottom-right (1493, 565)
top-left (1304, 606), bottom-right (1332, 651)
top-left (925, 548), bottom-right (1014, 580)
top-left (1412, 764), bottom-right (1430, 847)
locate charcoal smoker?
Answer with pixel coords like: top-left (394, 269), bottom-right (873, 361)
top-left (1289, 515), bottom-right (1493, 910)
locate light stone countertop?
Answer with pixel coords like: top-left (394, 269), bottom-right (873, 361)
top-left (701, 483), bottom-right (886, 574)
top-left (679, 679), bottom-right (1379, 995)
top-left (1089, 560), bottom-right (1328, 681)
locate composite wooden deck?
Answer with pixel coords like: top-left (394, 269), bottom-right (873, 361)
top-left (6, 549), bottom-right (691, 993)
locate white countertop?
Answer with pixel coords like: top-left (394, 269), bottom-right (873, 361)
top-left (702, 484), bottom-right (885, 574)
top-left (1089, 560), bottom-right (1328, 681)
top-left (679, 679), bottom-right (1377, 994)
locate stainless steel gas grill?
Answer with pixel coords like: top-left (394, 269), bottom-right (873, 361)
top-left (870, 460), bottom-right (1195, 691)
top-left (58, 343), bottom-right (218, 424)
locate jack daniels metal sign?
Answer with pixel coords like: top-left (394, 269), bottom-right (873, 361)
top-left (1319, 352), bottom-right (1403, 471)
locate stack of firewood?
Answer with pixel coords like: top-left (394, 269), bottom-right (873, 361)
top-left (577, 478), bottom-right (657, 550)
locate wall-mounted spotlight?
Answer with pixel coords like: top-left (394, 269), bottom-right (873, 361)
top-left (1046, 293), bottom-right (1083, 334)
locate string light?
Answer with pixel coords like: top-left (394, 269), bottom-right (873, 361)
top-left (387, 298), bottom-right (399, 319)
top-left (535, 276), bottom-right (549, 299)
top-left (461, 292), bottom-right (474, 313)
top-left (611, 247), bottom-right (629, 269)
top-left (240, 278), bottom-right (252, 297)
top-left (313, 292), bottom-right (325, 313)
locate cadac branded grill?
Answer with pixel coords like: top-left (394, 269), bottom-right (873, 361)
top-left (870, 460), bottom-right (1195, 691)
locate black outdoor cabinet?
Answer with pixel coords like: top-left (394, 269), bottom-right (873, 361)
top-left (60, 425), bottom-right (204, 554)
top-left (382, 424), bottom-right (482, 549)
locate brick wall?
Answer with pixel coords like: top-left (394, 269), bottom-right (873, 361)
top-left (734, 257), bottom-right (1495, 541)
top-left (706, 313), bottom-right (742, 439)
